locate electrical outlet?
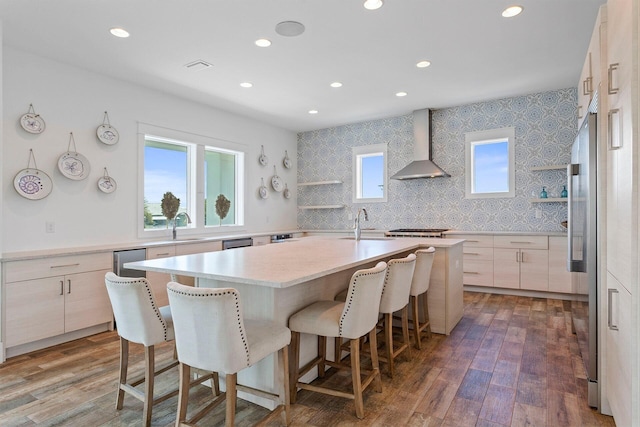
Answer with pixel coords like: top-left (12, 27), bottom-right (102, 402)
top-left (347, 211), bottom-right (353, 220)
top-left (46, 221), bottom-right (55, 233)
top-left (535, 209), bottom-right (542, 219)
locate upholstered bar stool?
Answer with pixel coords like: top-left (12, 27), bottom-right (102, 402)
top-left (288, 261), bottom-right (387, 419)
top-left (334, 254), bottom-right (416, 377)
top-left (104, 273), bottom-right (219, 427)
top-left (409, 247), bottom-right (436, 349)
top-left (167, 282), bottom-right (292, 427)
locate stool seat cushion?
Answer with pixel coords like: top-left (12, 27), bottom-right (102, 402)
top-left (289, 300), bottom-right (344, 338)
top-left (244, 319), bottom-right (291, 366)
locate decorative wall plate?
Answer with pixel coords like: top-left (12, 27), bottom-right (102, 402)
top-left (259, 145), bottom-right (268, 166)
top-left (259, 177), bottom-right (269, 199)
top-left (283, 183), bottom-right (291, 199)
top-left (97, 111), bottom-right (119, 145)
top-left (283, 150), bottom-right (292, 169)
top-left (20, 104), bottom-right (45, 134)
top-left (14, 149), bottom-right (52, 200)
top-left (271, 165), bottom-right (283, 192)
top-left (58, 132), bottom-right (90, 180)
top-left (98, 167), bottom-right (117, 193)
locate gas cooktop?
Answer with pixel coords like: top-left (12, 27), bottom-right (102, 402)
top-left (385, 228), bottom-right (450, 238)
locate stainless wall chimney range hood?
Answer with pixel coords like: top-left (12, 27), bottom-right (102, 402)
top-left (391, 109), bottom-right (450, 180)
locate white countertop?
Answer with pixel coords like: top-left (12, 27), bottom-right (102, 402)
top-left (124, 236), bottom-right (464, 289)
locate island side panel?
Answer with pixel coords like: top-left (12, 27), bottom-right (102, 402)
top-left (427, 245), bottom-right (464, 335)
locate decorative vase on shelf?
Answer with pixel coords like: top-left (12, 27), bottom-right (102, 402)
top-left (540, 186), bottom-right (548, 199)
top-left (560, 185), bottom-right (568, 198)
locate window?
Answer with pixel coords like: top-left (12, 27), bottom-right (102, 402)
top-left (353, 143), bottom-right (388, 203)
top-left (465, 127), bottom-right (515, 199)
top-left (140, 124), bottom-right (245, 236)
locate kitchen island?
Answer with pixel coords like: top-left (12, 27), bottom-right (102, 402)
top-left (125, 235), bottom-right (464, 408)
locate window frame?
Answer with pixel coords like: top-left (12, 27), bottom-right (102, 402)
top-left (352, 143), bottom-right (388, 204)
top-left (137, 123), bottom-right (246, 239)
top-left (464, 127), bottom-right (515, 199)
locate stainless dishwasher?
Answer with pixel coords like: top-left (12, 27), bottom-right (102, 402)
top-left (113, 248), bottom-right (147, 277)
top-left (222, 237), bottom-right (253, 250)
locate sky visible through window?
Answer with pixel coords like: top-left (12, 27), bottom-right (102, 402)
top-left (361, 154), bottom-right (384, 198)
top-left (144, 145), bottom-right (187, 205)
top-left (473, 140), bottom-right (509, 193)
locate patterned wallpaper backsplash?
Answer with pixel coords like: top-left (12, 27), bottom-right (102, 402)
top-left (297, 88), bottom-right (577, 232)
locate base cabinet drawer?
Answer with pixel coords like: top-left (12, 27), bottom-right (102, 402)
top-left (463, 260), bottom-right (494, 286)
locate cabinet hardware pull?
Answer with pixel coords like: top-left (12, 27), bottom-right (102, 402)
top-left (608, 63), bottom-right (619, 94)
top-left (50, 263), bottom-right (80, 268)
top-left (464, 252), bottom-right (479, 255)
top-left (515, 252), bottom-right (519, 262)
top-left (60, 280), bottom-right (64, 296)
top-left (582, 78), bottom-right (593, 96)
top-left (608, 108), bottom-right (622, 150)
top-left (608, 288), bottom-right (619, 330)
top-left (577, 105), bottom-right (583, 119)
top-left (155, 253), bottom-right (170, 257)
top-left (466, 240), bottom-right (479, 242)
top-left (67, 279), bottom-right (71, 294)
top-left (510, 241), bottom-right (532, 244)
top-left (463, 271), bottom-right (479, 275)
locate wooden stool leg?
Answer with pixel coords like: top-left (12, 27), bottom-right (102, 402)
top-left (212, 372), bottom-right (220, 396)
top-left (350, 338), bottom-right (364, 419)
top-left (289, 331), bottom-right (300, 404)
top-left (175, 363), bottom-right (190, 427)
top-left (411, 295), bottom-right (422, 349)
top-left (116, 337), bottom-right (128, 410)
top-left (143, 345), bottom-right (155, 427)
top-left (384, 312), bottom-right (394, 377)
top-left (280, 345), bottom-right (291, 426)
top-left (401, 305), bottom-right (411, 359)
top-left (422, 292), bottom-right (432, 339)
top-left (225, 373), bottom-right (237, 427)
top-left (318, 336), bottom-right (326, 378)
top-left (368, 328), bottom-right (382, 393)
top-left (334, 337), bottom-right (342, 362)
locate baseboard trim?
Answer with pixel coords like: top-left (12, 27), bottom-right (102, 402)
top-left (464, 285), bottom-right (589, 301)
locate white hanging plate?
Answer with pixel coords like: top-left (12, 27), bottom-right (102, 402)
top-left (58, 152), bottom-right (91, 180)
top-left (283, 150), bottom-right (292, 169)
top-left (20, 113), bottom-right (46, 134)
top-left (14, 168), bottom-right (53, 200)
top-left (259, 145), bottom-right (268, 166)
top-left (283, 184), bottom-right (291, 199)
top-left (97, 125), bottom-right (119, 145)
top-left (98, 176), bottom-right (117, 193)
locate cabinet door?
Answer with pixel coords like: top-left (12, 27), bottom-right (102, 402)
top-left (5, 277), bottom-right (65, 347)
top-left (548, 236), bottom-right (572, 293)
top-left (520, 249), bottom-right (549, 291)
top-left (605, 273), bottom-right (632, 427)
top-left (64, 269), bottom-right (114, 333)
top-left (146, 246), bottom-right (176, 307)
top-left (493, 248), bottom-right (520, 289)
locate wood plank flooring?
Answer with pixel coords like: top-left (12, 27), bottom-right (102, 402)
top-left (0, 292), bottom-right (616, 426)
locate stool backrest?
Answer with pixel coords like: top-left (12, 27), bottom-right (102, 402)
top-left (104, 272), bottom-right (170, 346)
top-left (379, 253), bottom-right (417, 313)
top-left (410, 247), bottom-right (435, 296)
top-left (339, 261), bottom-right (387, 339)
top-left (167, 282), bottom-right (248, 374)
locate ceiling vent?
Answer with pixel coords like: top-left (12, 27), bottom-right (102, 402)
top-left (184, 60), bottom-right (213, 71)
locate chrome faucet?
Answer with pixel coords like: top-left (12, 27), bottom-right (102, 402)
top-left (172, 212), bottom-right (192, 240)
top-left (353, 208), bottom-right (368, 241)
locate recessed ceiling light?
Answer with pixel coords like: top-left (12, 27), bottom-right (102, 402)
top-left (363, 0), bottom-right (383, 10)
top-left (109, 27), bottom-right (130, 38)
top-left (502, 5), bottom-right (523, 17)
top-left (240, 82), bottom-right (253, 88)
top-left (308, 110), bottom-right (319, 114)
top-left (255, 38), bottom-right (271, 47)
top-left (330, 82), bottom-right (343, 88)
top-left (416, 60), bottom-right (431, 68)
top-left (396, 91), bottom-right (408, 97)
top-left (275, 21), bottom-right (305, 37)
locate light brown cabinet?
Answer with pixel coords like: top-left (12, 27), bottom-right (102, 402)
top-left (3, 252), bottom-right (113, 351)
top-left (456, 234), bottom-right (494, 287)
top-left (493, 235), bottom-right (549, 291)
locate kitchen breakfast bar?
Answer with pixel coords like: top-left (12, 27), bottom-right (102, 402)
top-left (124, 235), bottom-right (464, 408)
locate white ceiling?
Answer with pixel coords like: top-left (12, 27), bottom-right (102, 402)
top-left (0, 0), bottom-right (605, 133)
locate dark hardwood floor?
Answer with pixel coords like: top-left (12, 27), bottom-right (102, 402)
top-left (0, 292), bottom-right (616, 426)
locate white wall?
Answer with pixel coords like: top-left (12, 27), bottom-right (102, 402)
top-left (2, 47), bottom-right (298, 253)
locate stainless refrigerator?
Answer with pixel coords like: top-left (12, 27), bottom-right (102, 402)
top-left (567, 110), bottom-right (598, 408)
